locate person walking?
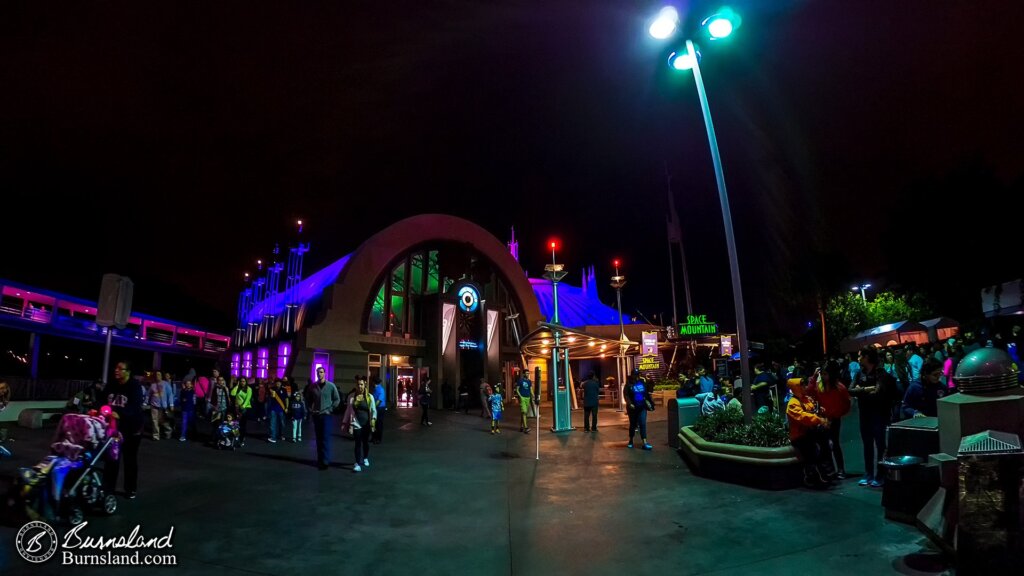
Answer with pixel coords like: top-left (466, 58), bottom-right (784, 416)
top-left (371, 377), bottom-right (386, 444)
top-left (194, 370), bottom-right (212, 420)
top-left (103, 361), bottom-right (144, 499)
top-left (178, 379), bottom-right (196, 442)
top-left (478, 378), bottom-right (491, 419)
top-left (457, 380), bottom-right (471, 414)
top-left (347, 378), bottom-right (377, 472)
top-left (581, 371), bottom-right (601, 432)
top-left (849, 347), bottom-right (897, 488)
top-left (419, 378), bottom-right (433, 426)
top-left (288, 384), bottom-right (306, 442)
top-left (232, 378), bottom-right (253, 447)
top-left (625, 371), bottom-right (653, 450)
top-left (267, 379), bottom-right (288, 443)
top-left (513, 372), bottom-right (532, 433)
top-left (305, 367), bottom-right (341, 470)
top-left (488, 384), bottom-right (504, 434)
top-left (210, 376), bottom-right (230, 425)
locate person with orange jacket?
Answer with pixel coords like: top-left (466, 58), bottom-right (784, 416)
top-left (786, 376), bottom-right (832, 488)
top-left (807, 361), bottom-right (852, 480)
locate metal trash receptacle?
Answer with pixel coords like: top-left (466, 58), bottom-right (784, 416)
top-left (880, 455), bottom-right (936, 524)
top-left (957, 430), bottom-right (1024, 576)
top-left (669, 398), bottom-right (701, 449)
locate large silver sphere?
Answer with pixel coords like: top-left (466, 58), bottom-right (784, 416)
top-left (953, 347), bottom-right (1020, 393)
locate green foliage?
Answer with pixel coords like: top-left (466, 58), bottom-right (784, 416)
top-left (690, 407), bottom-right (789, 448)
top-left (652, 378), bottom-right (680, 392)
top-left (825, 290), bottom-right (935, 348)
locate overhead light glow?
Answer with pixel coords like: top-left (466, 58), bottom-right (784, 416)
top-left (649, 6), bottom-right (679, 40)
top-left (668, 51), bottom-right (695, 71)
top-left (707, 17), bottom-right (733, 39)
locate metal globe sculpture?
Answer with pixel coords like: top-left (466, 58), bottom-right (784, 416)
top-left (953, 347), bottom-right (1020, 393)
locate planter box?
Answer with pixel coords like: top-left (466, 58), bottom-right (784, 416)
top-left (677, 426), bottom-right (803, 490)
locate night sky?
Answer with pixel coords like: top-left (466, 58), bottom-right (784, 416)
top-left (2, 1), bottom-right (1021, 339)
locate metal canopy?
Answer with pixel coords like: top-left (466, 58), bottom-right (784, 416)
top-left (519, 322), bottom-right (637, 359)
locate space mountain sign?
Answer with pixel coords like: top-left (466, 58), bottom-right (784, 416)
top-left (678, 315), bottom-right (719, 336)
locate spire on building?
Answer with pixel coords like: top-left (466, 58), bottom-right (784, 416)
top-left (507, 226), bottom-right (519, 263)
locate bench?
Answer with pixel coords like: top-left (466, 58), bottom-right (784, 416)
top-left (17, 408), bottom-right (65, 429)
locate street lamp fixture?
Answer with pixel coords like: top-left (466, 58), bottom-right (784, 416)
top-left (610, 259), bottom-right (629, 412)
top-left (851, 283), bottom-right (872, 303)
top-left (649, 5), bottom-right (753, 423)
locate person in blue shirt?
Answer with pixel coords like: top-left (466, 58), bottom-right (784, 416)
top-left (372, 376), bottom-right (386, 444)
top-left (696, 365), bottom-right (715, 395)
top-left (513, 373), bottom-right (533, 433)
top-left (625, 371), bottom-right (653, 450)
top-left (489, 384), bottom-right (504, 435)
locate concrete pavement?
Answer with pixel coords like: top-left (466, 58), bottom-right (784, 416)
top-left (0, 404), bottom-right (951, 576)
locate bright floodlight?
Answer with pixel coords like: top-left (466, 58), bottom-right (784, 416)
top-left (668, 51), bottom-right (695, 71)
top-left (649, 6), bottom-right (679, 39)
top-left (707, 17), bottom-right (733, 39)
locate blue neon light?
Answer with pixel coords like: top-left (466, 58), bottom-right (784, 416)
top-left (457, 285), bottom-right (480, 313)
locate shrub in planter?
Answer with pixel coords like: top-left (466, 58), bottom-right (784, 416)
top-left (689, 407), bottom-right (789, 448)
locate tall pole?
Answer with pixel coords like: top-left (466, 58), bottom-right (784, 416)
top-left (665, 164), bottom-right (693, 319)
top-left (687, 39), bottom-right (752, 424)
top-left (665, 164), bottom-right (680, 328)
top-left (611, 264), bottom-right (628, 412)
top-left (551, 246), bottom-right (561, 325)
top-left (667, 231), bottom-right (679, 328)
top-left (860, 288), bottom-right (867, 303)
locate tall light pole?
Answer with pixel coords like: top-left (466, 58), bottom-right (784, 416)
top-left (650, 7), bottom-right (753, 423)
top-left (852, 283), bottom-right (871, 303)
top-left (611, 260), bottom-right (629, 412)
top-left (543, 241), bottom-right (572, 432)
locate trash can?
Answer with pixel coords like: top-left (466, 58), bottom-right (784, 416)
top-left (669, 398), bottom-right (701, 449)
top-left (957, 430), bottom-right (1024, 576)
top-left (880, 454), bottom-right (937, 524)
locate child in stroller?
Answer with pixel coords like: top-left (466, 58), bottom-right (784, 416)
top-left (16, 407), bottom-right (119, 525)
top-left (216, 412), bottom-right (241, 450)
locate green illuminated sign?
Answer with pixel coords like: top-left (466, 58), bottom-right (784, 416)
top-left (678, 315), bottom-right (718, 336)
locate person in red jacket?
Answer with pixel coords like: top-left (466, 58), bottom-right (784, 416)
top-left (807, 361), bottom-right (852, 480)
top-left (786, 376), bottom-right (832, 488)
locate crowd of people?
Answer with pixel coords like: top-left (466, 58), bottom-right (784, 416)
top-left (53, 327), bottom-right (1023, 499)
top-left (90, 361), bottom-right (399, 499)
top-left (669, 329), bottom-right (1021, 488)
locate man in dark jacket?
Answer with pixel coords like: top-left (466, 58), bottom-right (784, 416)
top-left (103, 361), bottom-right (145, 499)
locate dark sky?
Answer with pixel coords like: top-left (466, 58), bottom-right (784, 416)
top-left (2, 1), bottom-right (1021, 338)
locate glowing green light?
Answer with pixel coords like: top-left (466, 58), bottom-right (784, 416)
top-left (668, 51), bottom-right (695, 71)
top-left (707, 17), bottom-right (733, 39)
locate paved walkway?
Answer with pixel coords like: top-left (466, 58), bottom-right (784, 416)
top-left (0, 405), bottom-right (951, 576)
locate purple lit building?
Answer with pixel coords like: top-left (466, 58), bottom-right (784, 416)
top-left (234, 214), bottom-right (639, 406)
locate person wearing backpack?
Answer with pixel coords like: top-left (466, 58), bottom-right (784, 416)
top-left (625, 370), bottom-right (653, 450)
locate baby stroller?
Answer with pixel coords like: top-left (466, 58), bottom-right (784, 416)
top-left (16, 411), bottom-right (119, 525)
top-left (215, 418), bottom-right (240, 450)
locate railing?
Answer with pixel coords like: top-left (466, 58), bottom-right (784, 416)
top-left (3, 377), bottom-right (91, 401)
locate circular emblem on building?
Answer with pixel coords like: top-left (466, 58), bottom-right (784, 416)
top-left (457, 285), bottom-right (480, 313)
top-left (16, 521), bottom-right (58, 563)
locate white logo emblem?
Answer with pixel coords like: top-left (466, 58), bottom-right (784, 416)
top-left (16, 521), bottom-right (58, 563)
